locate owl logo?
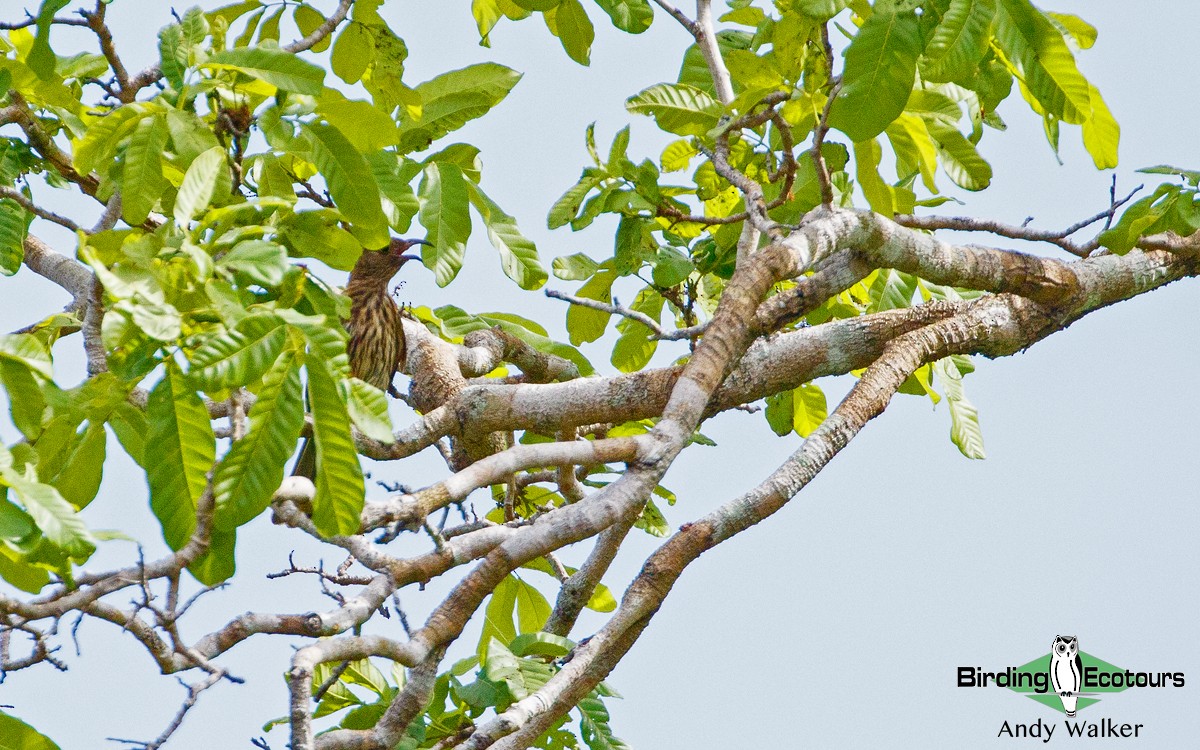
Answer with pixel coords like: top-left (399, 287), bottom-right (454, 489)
top-left (1050, 635), bottom-right (1083, 716)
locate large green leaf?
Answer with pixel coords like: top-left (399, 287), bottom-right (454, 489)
top-left (213, 347), bottom-right (305, 530)
top-left (280, 211), bottom-right (364, 271)
top-left (26, 0), bottom-right (71, 79)
top-left (994, 0), bottom-right (1091, 123)
top-left (73, 103), bottom-right (161, 176)
top-left (934, 357), bottom-right (986, 459)
top-left (307, 355), bottom-right (365, 537)
top-left (625, 83), bottom-right (721, 137)
top-left (342, 378), bottom-right (394, 443)
top-left (796, 0), bottom-right (850, 19)
top-left (566, 262), bottom-right (617, 345)
top-left (219, 239), bottom-right (290, 287)
top-left (121, 115), bottom-right (168, 226)
top-left (594, 0), bottom-right (652, 33)
top-left (0, 198), bottom-right (28, 275)
top-left (610, 288), bottom-right (662, 373)
top-left (922, 0), bottom-right (996, 82)
top-left (47, 423), bottom-right (106, 510)
top-left (147, 363), bottom-right (216, 551)
top-left (396, 63), bottom-right (523, 154)
top-left (551, 0), bottom-right (596, 65)
top-left (926, 119), bottom-right (992, 190)
top-left (827, 10), bottom-right (922, 143)
top-left (417, 162), bottom-right (472, 287)
top-left (175, 146), bottom-right (228, 226)
top-left (0, 710), bottom-right (62, 750)
top-left (189, 314), bottom-right (288, 391)
top-left (548, 170), bottom-right (605, 229)
top-left (205, 46), bottom-right (326, 95)
top-left (331, 20), bottom-right (374, 84)
top-left (316, 89), bottom-right (399, 152)
top-left (0, 333), bottom-right (53, 379)
top-left (466, 182), bottom-right (547, 290)
top-left (2, 471), bottom-right (96, 563)
top-left (303, 122), bottom-right (389, 248)
top-left (1081, 83), bottom-right (1119, 170)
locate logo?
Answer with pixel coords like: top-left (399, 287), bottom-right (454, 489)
top-left (957, 635), bottom-right (1186, 741)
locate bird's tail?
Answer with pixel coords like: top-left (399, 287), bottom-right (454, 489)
top-left (292, 437), bottom-right (315, 480)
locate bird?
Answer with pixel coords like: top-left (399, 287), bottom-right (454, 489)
top-left (1050, 635), bottom-right (1083, 717)
top-left (292, 238), bottom-right (429, 479)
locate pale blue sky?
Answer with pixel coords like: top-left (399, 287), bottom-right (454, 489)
top-left (1, 2), bottom-right (1197, 748)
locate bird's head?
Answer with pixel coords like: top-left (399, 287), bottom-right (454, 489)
top-left (350, 238), bottom-right (430, 285)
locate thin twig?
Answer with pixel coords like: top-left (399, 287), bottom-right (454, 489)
top-left (0, 186), bottom-right (81, 232)
top-left (545, 289), bottom-right (665, 336)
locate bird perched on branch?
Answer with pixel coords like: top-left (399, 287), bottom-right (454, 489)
top-left (292, 238), bottom-right (429, 479)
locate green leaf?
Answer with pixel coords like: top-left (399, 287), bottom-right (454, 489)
top-left (934, 357), bottom-right (986, 459)
top-left (189, 314), bottom-right (288, 391)
top-left (1081, 84), bottom-right (1119, 170)
top-left (1046, 11), bottom-right (1096, 50)
top-left (316, 89), bottom-right (399, 152)
top-left (651, 246), bottom-right (692, 287)
top-left (146, 362), bottom-right (216, 551)
top-left (479, 574), bottom-right (518, 662)
top-left (514, 576), bottom-right (551, 632)
top-left (343, 378), bottom-right (394, 443)
top-left (922, 0), bottom-right (996, 82)
top-left (72, 103), bottom-right (160, 176)
top-left (0, 360), bottom-right (46, 439)
top-left (417, 162), bottom-right (472, 287)
top-left (466, 182), bottom-right (547, 290)
top-left (611, 288), bottom-right (662, 373)
top-left (660, 138), bottom-right (697, 172)
top-left (926, 119), bottom-right (992, 190)
top-left (281, 211), bottom-right (363, 271)
top-left (853, 138), bottom-right (894, 216)
top-left (548, 170), bottom-right (605, 229)
top-left (791, 383), bottom-right (827, 438)
top-left (0, 333), bottom-right (53, 379)
top-left (796, 0), bottom-right (850, 19)
top-left (307, 355), bottom-right (365, 537)
top-left (994, 0), bottom-right (1092, 123)
top-left (578, 694), bottom-right (630, 750)
top-left (827, 10), bottom-right (922, 143)
top-left (27, 0), bottom-right (71, 79)
top-left (158, 24), bottom-right (186, 90)
top-left (3, 472), bottom-right (96, 562)
top-left (0, 545), bottom-right (50, 594)
top-left (175, 146), bottom-right (228, 226)
top-left (331, 21), bottom-right (374, 84)
top-left (205, 46), bottom-right (326, 95)
top-left (0, 710), bottom-right (62, 750)
top-left (0, 198), bottom-right (28, 276)
top-left (552, 0), bottom-right (596, 65)
top-left (868, 269), bottom-right (918, 312)
top-left (396, 63), bottom-right (523, 155)
top-left (303, 122), bottom-right (389, 248)
top-left (566, 263), bottom-right (616, 345)
top-left (294, 5), bottom-right (333, 53)
top-left (219, 240), bottom-right (290, 287)
top-left (121, 115), bottom-right (168, 226)
top-left (594, 0), bottom-right (652, 33)
top-left (213, 347), bottom-right (305, 530)
top-left (552, 252), bottom-right (600, 280)
top-left (625, 83), bottom-right (721, 137)
top-left (764, 389), bottom-right (793, 436)
top-left (510, 632), bottom-right (574, 658)
top-left (48, 423), bottom-right (106, 510)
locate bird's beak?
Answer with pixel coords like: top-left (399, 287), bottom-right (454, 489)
top-left (397, 253), bottom-right (422, 264)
